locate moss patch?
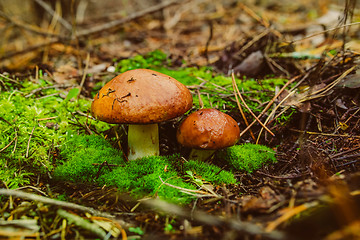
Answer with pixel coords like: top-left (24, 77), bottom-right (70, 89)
top-left (217, 144), bottom-right (277, 173)
top-left (54, 133), bottom-right (124, 182)
top-left (98, 155), bottom-right (197, 204)
top-left (0, 77), bottom-right (108, 188)
top-left (183, 160), bottom-right (236, 185)
top-left (53, 134), bottom-right (238, 204)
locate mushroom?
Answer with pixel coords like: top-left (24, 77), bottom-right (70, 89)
top-left (176, 108), bottom-right (240, 161)
top-left (91, 69), bottom-right (193, 160)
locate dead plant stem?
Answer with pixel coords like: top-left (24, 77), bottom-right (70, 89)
top-left (0, 188), bottom-right (114, 218)
top-left (231, 72), bottom-right (275, 137)
top-left (26, 123), bottom-right (37, 158)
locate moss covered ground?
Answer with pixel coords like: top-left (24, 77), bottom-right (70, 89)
top-left (0, 50), bottom-right (280, 203)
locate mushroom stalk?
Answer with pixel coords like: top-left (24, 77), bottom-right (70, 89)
top-left (188, 149), bottom-right (216, 161)
top-left (127, 124), bottom-right (159, 160)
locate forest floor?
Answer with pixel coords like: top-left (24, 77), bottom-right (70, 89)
top-left (1, 0), bottom-right (360, 239)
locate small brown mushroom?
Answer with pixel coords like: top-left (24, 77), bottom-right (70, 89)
top-left (91, 69), bottom-right (193, 160)
top-left (177, 108), bottom-right (240, 161)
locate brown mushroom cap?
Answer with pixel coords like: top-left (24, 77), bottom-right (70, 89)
top-left (91, 69), bottom-right (193, 124)
top-left (177, 108), bottom-right (240, 150)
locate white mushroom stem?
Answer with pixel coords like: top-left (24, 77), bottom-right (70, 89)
top-left (188, 149), bottom-right (216, 161)
top-left (127, 124), bottom-right (159, 160)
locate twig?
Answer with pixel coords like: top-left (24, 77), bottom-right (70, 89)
top-left (231, 72), bottom-right (275, 137)
top-left (25, 83), bottom-right (74, 98)
top-left (0, 137), bottom-right (17, 153)
top-left (238, 75), bottom-right (298, 138)
top-left (0, 10), bottom-right (62, 39)
top-left (288, 21), bottom-right (360, 44)
top-left (266, 201), bottom-right (319, 232)
top-left (331, 145), bottom-right (360, 158)
top-left (300, 66), bottom-right (355, 102)
top-left (34, 0), bottom-right (72, 31)
top-left (231, 72), bottom-right (255, 140)
top-left (26, 123), bottom-right (37, 158)
top-left (233, 28), bottom-right (270, 59)
top-left (57, 209), bottom-right (107, 239)
top-left (256, 90), bottom-right (296, 143)
top-left (70, 112), bottom-right (93, 135)
top-left (146, 198), bottom-right (285, 240)
top-left (0, 73), bottom-right (18, 84)
top-left (203, 20), bottom-right (213, 64)
top-left (336, 107), bottom-right (360, 132)
top-left (159, 177), bottom-right (218, 198)
top-left (79, 52), bottom-right (90, 97)
top-left (0, 188), bottom-right (114, 218)
top-left (289, 128), bottom-right (360, 138)
top-left (238, 3), bottom-right (269, 28)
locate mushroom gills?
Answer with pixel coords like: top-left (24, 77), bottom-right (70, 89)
top-left (127, 124), bottom-right (159, 160)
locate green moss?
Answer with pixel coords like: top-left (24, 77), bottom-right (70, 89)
top-left (217, 144), bottom-right (277, 173)
top-left (54, 133), bottom-right (124, 182)
top-left (0, 78), bottom-right (109, 188)
top-left (97, 155), bottom-right (196, 204)
top-left (115, 49), bottom-right (169, 72)
top-left (183, 160), bottom-right (236, 185)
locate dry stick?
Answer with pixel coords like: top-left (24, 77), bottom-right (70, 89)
top-left (239, 76), bottom-right (298, 138)
top-left (57, 209), bottom-right (107, 239)
top-left (300, 66), bottom-right (355, 102)
top-left (146, 199), bottom-right (285, 240)
top-left (25, 124), bottom-right (37, 158)
top-left (289, 21), bottom-right (360, 44)
top-left (233, 28), bottom-right (270, 59)
top-left (78, 52), bottom-right (90, 97)
top-left (196, 89), bottom-right (204, 108)
top-left (231, 73), bottom-right (255, 140)
top-left (256, 90), bottom-right (296, 144)
top-left (12, 129), bottom-right (18, 155)
top-left (0, 73), bottom-right (18, 84)
top-left (231, 72), bottom-right (275, 137)
top-left (0, 10), bottom-right (62, 39)
top-left (0, 188), bottom-right (114, 218)
top-left (238, 3), bottom-right (269, 28)
top-left (336, 107), bottom-right (360, 132)
top-left (0, 137), bottom-right (16, 153)
top-left (289, 129), bottom-right (360, 138)
top-left (159, 177), bottom-right (219, 198)
top-left (34, 0), bottom-right (73, 31)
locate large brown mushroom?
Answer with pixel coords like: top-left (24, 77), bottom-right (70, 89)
top-left (177, 108), bottom-right (240, 161)
top-left (91, 69), bottom-right (193, 160)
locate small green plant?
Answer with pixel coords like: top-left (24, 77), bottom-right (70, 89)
top-left (217, 144), bottom-right (277, 173)
top-left (128, 227), bottom-right (144, 235)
